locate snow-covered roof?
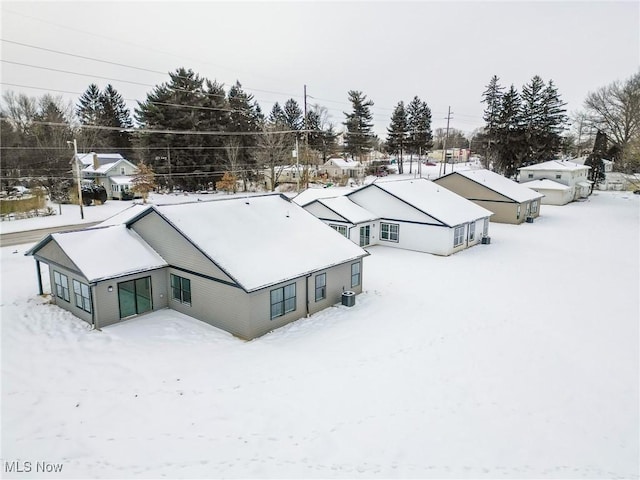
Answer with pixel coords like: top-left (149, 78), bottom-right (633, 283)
top-left (82, 159), bottom-right (135, 175)
top-left (108, 175), bottom-right (134, 185)
top-left (325, 157), bottom-right (362, 169)
top-left (449, 169), bottom-right (543, 203)
top-left (518, 160), bottom-right (590, 172)
top-left (316, 196), bottom-right (378, 224)
top-left (76, 153), bottom-right (125, 167)
top-left (521, 179), bottom-right (571, 191)
top-left (292, 186), bottom-right (355, 206)
top-left (30, 225), bottom-right (167, 283)
top-left (570, 156), bottom-right (613, 166)
top-left (97, 204), bottom-right (152, 227)
top-left (369, 179), bottom-right (493, 226)
top-left (150, 194), bottom-right (367, 292)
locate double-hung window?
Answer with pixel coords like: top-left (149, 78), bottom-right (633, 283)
top-left (73, 279), bottom-right (92, 313)
top-left (380, 222), bottom-right (399, 242)
top-left (270, 283), bottom-right (296, 319)
top-left (453, 225), bottom-right (465, 247)
top-left (53, 271), bottom-right (70, 302)
top-left (351, 262), bottom-right (361, 287)
top-left (170, 274), bottom-right (191, 306)
top-left (531, 200), bottom-right (539, 214)
top-left (315, 273), bottom-right (326, 302)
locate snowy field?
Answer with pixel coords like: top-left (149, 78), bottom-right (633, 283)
top-left (1, 191), bottom-right (638, 479)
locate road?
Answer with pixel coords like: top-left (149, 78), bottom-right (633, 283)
top-left (0, 222), bottom-right (101, 247)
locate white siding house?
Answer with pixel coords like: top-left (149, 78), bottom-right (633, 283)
top-left (73, 153), bottom-right (139, 199)
top-left (302, 178), bottom-right (493, 256)
top-left (518, 160), bottom-right (591, 200)
top-left (520, 178), bottom-right (573, 205)
top-left (321, 157), bottom-right (364, 179)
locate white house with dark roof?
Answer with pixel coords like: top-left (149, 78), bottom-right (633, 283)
top-left (27, 194), bottom-right (368, 340)
top-left (302, 178), bottom-right (493, 256)
top-left (73, 152), bottom-right (139, 200)
top-left (321, 157), bottom-right (364, 179)
top-left (434, 169), bottom-right (544, 224)
top-left (518, 160), bottom-right (591, 200)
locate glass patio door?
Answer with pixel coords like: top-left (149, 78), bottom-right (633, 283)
top-left (118, 277), bottom-right (152, 318)
top-left (359, 225), bottom-right (370, 246)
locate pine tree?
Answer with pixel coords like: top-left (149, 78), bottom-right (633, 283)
top-left (540, 79), bottom-right (568, 160)
top-left (343, 90), bottom-right (374, 162)
top-left (131, 162), bottom-right (157, 203)
top-left (269, 102), bottom-right (287, 126)
top-left (406, 96), bottom-right (433, 169)
top-left (99, 84), bottom-right (133, 154)
top-left (305, 104), bottom-right (337, 164)
top-left (76, 84), bottom-right (103, 150)
top-left (386, 101), bottom-right (408, 173)
top-left (494, 85), bottom-right (526, 177)
top-left (481, 75), bottom-right (504, 166)
top-left (283, 99), bottom-right (303, 132)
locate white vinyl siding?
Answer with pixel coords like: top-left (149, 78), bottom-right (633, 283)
top-left (53, 271), bottom-right (70, 302)
top-left (380, 222), bottom-right (399, 242)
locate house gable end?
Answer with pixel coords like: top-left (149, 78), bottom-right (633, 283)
top-left (31, 238), bottom-right (84, 278)
top-left (303, 201), bottom-right (350, 223)
top-left (436, 173), bottom-right (516, 203)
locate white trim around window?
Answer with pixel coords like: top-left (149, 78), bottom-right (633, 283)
top-left (73, 279), bottom-right (92, 313)
top-left (380, 222), bottom-right (399, 242)
top-left (329, 224), bottom-right (348, 237)
top-left (53, 271), bottom-right (70, 302)
top-left (453, 225), bottom-right (465, 247)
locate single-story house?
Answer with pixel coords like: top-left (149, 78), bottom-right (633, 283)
top-left (321, 157), bottom-right (364, 179)
top-left (434, 169), bottom-right (544, 224)
top-left (518, 160), bottom-right (591, 200)
top-left (73, 152), bottom-right (139, 200)
top-left (520, 178), bottom-right (573, 206)
top-left (26, 194), bottom-right (368, 340)
top-left (263, 165), bottom-right (319, 190)
top-left (302, 178), bottom-right (493, 256)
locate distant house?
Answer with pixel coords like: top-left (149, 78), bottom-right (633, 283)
top-left (518, 160), bottom-right (591, 200)
top-left (571, 155), bottom-right (614, 173)
top-left (263, 165), bottom-right (318, 190)
top-left (521, 179), bottom-right (573, 206)
top-left (72, 153), bottom-right (139, 200)
top-left (321, 157), bottom-right (364, 179)
top-left (26, 194), bottom-right (368, 340)
top-left (302, 178), bottom-right (493, 256)
top-left (434, 169), bottom-right (543, 224)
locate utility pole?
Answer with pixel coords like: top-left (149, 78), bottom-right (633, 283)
top-left (439, 106), bottom-right (453, 177)
top-left (68, 139), bottom-right (84, 220)
top-left (303, 84), bottom-right (309, 189)
top-left (167, 146), bottom-right (172, 191)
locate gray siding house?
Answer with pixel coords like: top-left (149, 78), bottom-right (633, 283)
top-left (27, 194), bottom-right (368, 340)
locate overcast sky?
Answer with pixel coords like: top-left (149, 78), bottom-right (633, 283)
top-left (1, 1), bottom-right (638, 138)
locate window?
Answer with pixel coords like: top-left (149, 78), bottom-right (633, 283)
top-left (359, 225), bottom-right (370, 246)
top-left (527, 173), bottom-right (533, 178)
top-left (315, 273), bottom-right (326, 302)
top-left (118, 277), bottom-right (152, 318)
top-left (531, 200), bottom-right (539, 214)
top-left (330, 224), bottom-right (348, 237)
top-left (468, 222), bottom-right (475, 242)
top-left (517, 205), bottom-right (521, 220)
top-left (555, 174), bottom-right (562, 179)
top-left (270, 283), bottom-right (296, 319)
top-left (351, 262), bottom-right (361, 287)
top-left (120, 167), bottom-right (126, 175)
top-left (73, 279), bottom-right (91, 313)
top-left (53, 271), bottom-right (70, 302)
top-left (483, 218), bottom-right (489, 237)
top-left (171, 274), bottom-right (191, 306)
top-left (454, 225), bottom-right (465, 247)
top-left (380, 222), bottom-right (399, 242)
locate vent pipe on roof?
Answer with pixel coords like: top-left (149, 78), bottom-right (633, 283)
top-left (93, 153), bottom-right (99, 170)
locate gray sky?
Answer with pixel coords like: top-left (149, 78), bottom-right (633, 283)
top-left (1, 1), bottom-right (638, 139)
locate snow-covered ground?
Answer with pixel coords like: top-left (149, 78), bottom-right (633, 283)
top-left (1, 191), bottom-right (638, 479)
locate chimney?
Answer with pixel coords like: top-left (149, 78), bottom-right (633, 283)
top-left (93, 153), bottom-right (99, 170)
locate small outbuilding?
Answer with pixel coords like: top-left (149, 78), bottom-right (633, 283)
top-left (520, 178), bottom-right (573, 206)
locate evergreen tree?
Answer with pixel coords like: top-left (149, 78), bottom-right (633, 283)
top-left (343, 90), bottom-right (375, 162)
top-left (521, 75), bottom-right (546, 164)
top-left (406, 96), bottom-right (433, 173)
top-left (76, 84), bottom-right (103, 126)
top-left (99, 84), bottom-right (133, 154)
top-left (305, 104), bottom-right (338, 164)
top-left (283, 99), bottom-right (303, 132)
top-left (540, 79), bottom-right (568, 159)
top-left (386, 101), bottom-right (408, 174)
top-left (269, 102), bottom-right (286, 126)
top-left (481, 75), bottom-right (504, 166)
top-left (494, 84), bottom-right (526, 177)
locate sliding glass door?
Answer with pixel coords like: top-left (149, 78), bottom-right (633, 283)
top-left (118, 277), bottom-right (152, 318)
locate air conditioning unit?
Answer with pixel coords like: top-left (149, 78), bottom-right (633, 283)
top-left (526, 216), bottom-right (534, 223)
top-left (481, 236), bottom-right (491, 244)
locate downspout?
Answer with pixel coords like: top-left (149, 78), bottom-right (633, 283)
top-left (35, 260), bottom-right (43, 295)
top-left (90, 284), bottom-right (99, 330)
top-left (305, 274), bottom-right (311, 317)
